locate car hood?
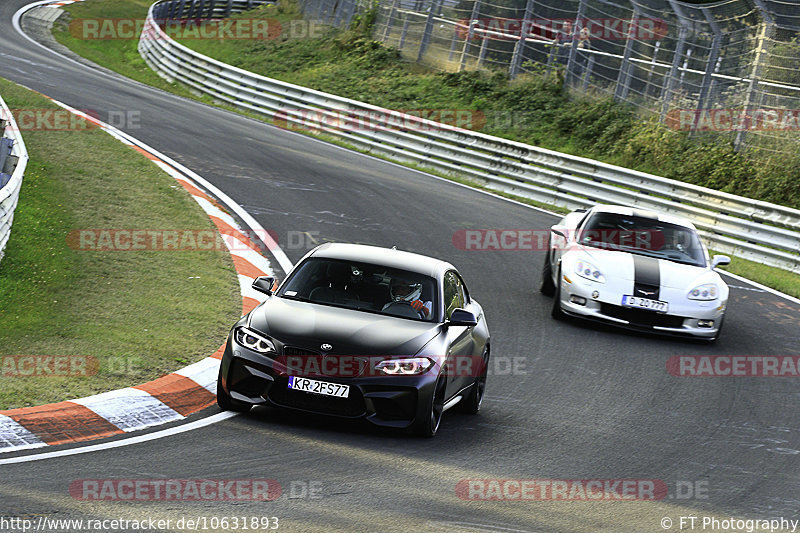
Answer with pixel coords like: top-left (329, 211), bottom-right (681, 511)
top-left (575, 247), bottom-right (711, 289)
top-left (248, 297), bottom-right (442, 355)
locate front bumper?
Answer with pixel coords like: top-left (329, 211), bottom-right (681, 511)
top-left (557, 277), bottom-right (726, 338)
top-left (218, 337), bottom-right (438, 428)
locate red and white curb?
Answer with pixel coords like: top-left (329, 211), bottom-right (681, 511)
top-left (0, 96), bottom-right (280, 454)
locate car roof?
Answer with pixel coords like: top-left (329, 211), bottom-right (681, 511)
top-left (588, 204), bottom-right (698, 230)
top-left (308, 243), bottom-right (455, 278)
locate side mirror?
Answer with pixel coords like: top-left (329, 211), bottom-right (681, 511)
top-left (252, 276), bottom-right (276, 295)
top-left (550, 226), bottom-right (568, 240)
top-left (448, 308), bottom-right (478, 327)
top-left (711, 255), bottom-right (731, 268)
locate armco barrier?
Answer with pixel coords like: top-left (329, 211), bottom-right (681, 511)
top-left (0, 94), bottom-right (29, 265)
top-left (137, 0), bottom-right (800, 274)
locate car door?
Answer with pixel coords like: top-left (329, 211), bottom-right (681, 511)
top-left (443, 270), bottom-right (476, 395)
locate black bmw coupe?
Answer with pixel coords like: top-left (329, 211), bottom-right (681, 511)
top-left (217, 243), bottom-right (490, 436)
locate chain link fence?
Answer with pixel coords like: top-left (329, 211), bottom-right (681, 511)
top-left (297, 0), bottom-right (800, 154)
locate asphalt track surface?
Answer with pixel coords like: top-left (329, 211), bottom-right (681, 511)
top-left (1, 2), bottom-right (800, 531)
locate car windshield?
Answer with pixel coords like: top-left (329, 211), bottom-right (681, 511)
top-left (277, 258), bottom-right (439, 322)
top-left (578, 212), bottom-right (706, 267)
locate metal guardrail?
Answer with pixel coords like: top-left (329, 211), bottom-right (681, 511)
top-left (138, 0), bottom-right (800, 274)
top-left (0, 94), bottom-right (29, 265)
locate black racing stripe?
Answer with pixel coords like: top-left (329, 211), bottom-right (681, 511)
top-left (632, 254), bottom-right (661, 300)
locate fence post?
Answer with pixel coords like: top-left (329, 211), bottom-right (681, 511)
top-left (333, 0), bottom-right (346, 26)
top-left (690, 8), bottom-right (722, 134)
top-left (382, 0), bottom-right (399, 42)
top-left (225, 0), bottom-right (232, 17)
top-left (582, 54), bottom-right (595, 90)
top-left (614, 6), bottom-right (640, 101)
top-left (418, 0), bottom-right (442, 62)
top-left (477, 30), bottom-right (489, 67)
top-left (398, 12), bottom-right (410, 49)
top-left (564, 0), bottom-right (587, 88)
top-left (458, 0), bottom-right (482, 72)
top-left (659, 0), bottom-right (689, 121)
top-left (206, 0), bottom-right (215, 18)
top-left (644, 40), bottom-right (661, 97)
top-left (509, 0), bottom-right (535, 79)
top-left (735, 0), bottom-right (775, 151)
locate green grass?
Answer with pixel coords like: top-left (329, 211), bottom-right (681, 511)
top-left (51, 0), bottom-right (800, 298)
top-left (0, 78), bottom-right (241, 409)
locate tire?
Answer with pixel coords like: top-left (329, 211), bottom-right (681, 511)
top-left (216, 372), bottom-right (251, 413)
top-left (458, 348), bottom-right (488, 414)
top-left (412, 374), bottom-right (447, 437)
top-left (551, 265), bottom-right (566, 320)
top-left (540, 252), bottom-right (556, 296)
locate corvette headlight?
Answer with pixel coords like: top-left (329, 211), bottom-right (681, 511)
top-left (234, 327), bottom-right (276, 354)
top-left (688, 284), bottom-right (718, 301)
top-left (375, 357), bottom-right (435, 375)
top-left (574, 260), bottom-right (605, 283)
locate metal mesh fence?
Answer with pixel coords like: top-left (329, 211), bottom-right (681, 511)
top-left (297, 0), bottom-right (800, 154)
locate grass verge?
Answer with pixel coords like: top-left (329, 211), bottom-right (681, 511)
top-left (0, 77), bottom-right (241, 409)
top-left (51, 0), bottom-right (800, 298)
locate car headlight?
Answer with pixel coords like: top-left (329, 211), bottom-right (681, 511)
top-left (234, 327), bottom-right (276, 354)
top-left (688, 283), bottom-right (718, 301)
top-left (574, 260), bottom-right (606, 283)
top-left (375, 357), bottom-right (435, 375)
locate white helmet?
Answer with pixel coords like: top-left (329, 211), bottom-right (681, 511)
top-left (390, 278), bottom-right (422, 303)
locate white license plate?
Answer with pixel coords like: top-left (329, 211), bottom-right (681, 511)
top-left (288, 376), bottom-right (350, 398)
top-left (621, 295), bottom-right (669, 313)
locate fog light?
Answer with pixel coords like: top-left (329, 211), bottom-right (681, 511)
top-left (570, 295), bottom-right (587, 305)
top-left (698, 319), bottom-right (714, 328)
top-left (591, 291), bottom-right (599, 299)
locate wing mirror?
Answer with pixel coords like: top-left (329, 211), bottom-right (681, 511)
top-left (550, 226), bottom-right (568, 240)
top-left (711, 255), bottom-right (731, 268)
top-left (448, 308), bottom-right (478, 327)
top-left (252, 276), bottom-right (276, 295)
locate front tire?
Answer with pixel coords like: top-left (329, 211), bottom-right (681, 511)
top-left (412, 374), bottom-right (446, 437)
top-left (551, 265), bottom-right (566, 320)
top-left (216, 372), bottom-right (251, 413)
top-left (540, 252), bottom-right (556, 296)
top-left (458, 348), bottom-right (488, 414)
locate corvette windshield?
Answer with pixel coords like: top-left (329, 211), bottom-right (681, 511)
top-left (578, 213), bottom-right (706, 266)
top-left (278, 258), bottom-right (439, 321)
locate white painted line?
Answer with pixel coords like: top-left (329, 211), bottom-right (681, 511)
top-left (72, 388), bottom-right (183, 432)
top-left (0, 415), bottom-right (48, 451)
top-left (720, 270), bottom-right (800, 306)
top-left (174, 357), bottom-right (221, 394)
top-left (229, 246), bottom-right (273, 275)
top-left (0, 412), bottom-right (239, 465)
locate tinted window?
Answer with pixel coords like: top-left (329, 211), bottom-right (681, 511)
top-left (278, 258), bottom-right (438, 321)
top-left (579, 213), bottom-right (706, 266)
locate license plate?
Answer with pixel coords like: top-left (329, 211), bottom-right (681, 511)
top-left (621, 295), bottom-right (669, 313)
top-left (287, 376), bottom-right (350, 398)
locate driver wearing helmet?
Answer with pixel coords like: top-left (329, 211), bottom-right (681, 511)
top-left (382, 277), bottom-right (432, 319)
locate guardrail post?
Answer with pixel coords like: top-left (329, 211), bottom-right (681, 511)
top-left (614, 6), bottom-right (640, 101)
top-left (458, 0), bottom-right (481, 72)
top-left (564, 0), bottom-right (587, 88)
top-left (509, 0), bottom-right (535, 79)
top-left (417, 0), bottom-right (442, 62)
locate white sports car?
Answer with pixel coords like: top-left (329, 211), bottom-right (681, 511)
top-left (540, 205), bottom-right (731, 341)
